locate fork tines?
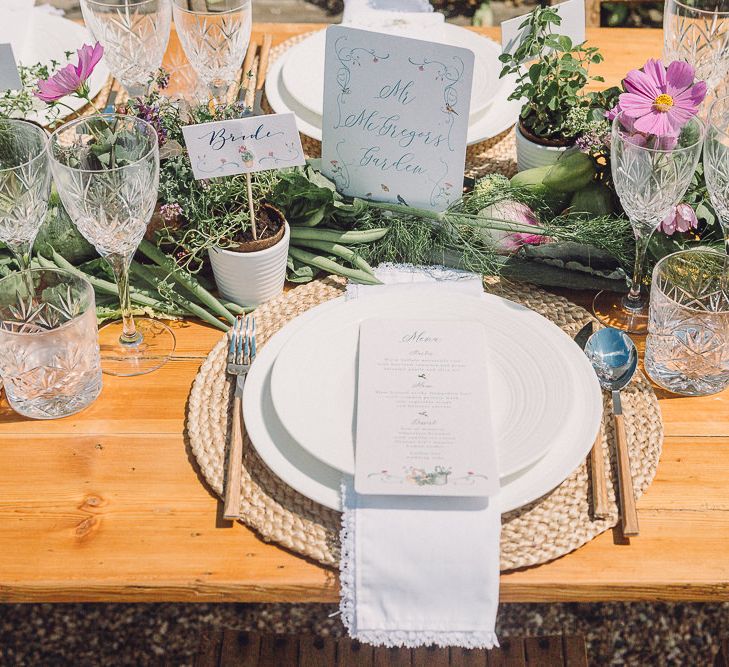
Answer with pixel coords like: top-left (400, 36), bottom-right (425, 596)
top-left (227, 315), bottom-right (256, 369)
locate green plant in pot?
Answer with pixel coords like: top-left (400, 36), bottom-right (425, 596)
top-left (499, 6), bottom-right (605, 171)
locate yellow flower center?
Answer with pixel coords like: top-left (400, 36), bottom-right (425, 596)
top-left (654, 94), bottom-right (674, 112)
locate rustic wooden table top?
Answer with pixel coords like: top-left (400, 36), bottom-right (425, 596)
top-left (1, 24), bottom-right (728, 604)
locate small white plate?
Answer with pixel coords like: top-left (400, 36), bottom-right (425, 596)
top-left (15, 13), bottom-right (109, 126)
top-left (281, 26), bottom-right (502, 121)
top-left (270, 290), bottom-right (601, 479)
top-left (266, 35), bottom-right (521, 146)
top-left (243, 293), bottom-right (603, 513)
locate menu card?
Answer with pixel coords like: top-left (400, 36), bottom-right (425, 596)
top-left (321, 25), bottom-right (474, 212)
top-left (355, 319), bottom-right (498, 497)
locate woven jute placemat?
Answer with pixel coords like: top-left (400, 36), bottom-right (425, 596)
top-left (265, 32), bottom-right (519, 178)
top-left (187, 276), bottom-right (663, 571)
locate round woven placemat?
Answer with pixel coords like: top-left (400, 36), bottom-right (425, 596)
top-left (265, 33), bottom-right (519, 178)
top-left (187, 277), bottom-right (663, 571)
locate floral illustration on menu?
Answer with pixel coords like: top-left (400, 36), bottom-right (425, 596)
top-left (408, 55), bottom-right (465, 152)
top-left (367, 467), bottom-right (490, 487)
top-left (333, 35), bottom-right (390, 130)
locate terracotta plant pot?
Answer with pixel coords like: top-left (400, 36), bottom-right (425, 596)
top-left (208, 204), bottom-right (290, 308)
top-left (515, 123), bottom-right (571, 172)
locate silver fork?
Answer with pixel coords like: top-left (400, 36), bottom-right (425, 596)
top-left (223, 314), bottom-right (256, 519)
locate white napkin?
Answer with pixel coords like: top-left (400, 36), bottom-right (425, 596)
top-left (340, 263), bottom-right (500, 648)
top-left (342, 0), bottom-right (445, 40)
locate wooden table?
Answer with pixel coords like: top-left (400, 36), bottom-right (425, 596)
top-left (2, 24), bottom-right (729, 604)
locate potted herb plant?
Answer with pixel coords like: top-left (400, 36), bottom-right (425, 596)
top-left (499, 7), bottom-right (605, 171)
top-left (207, 201), bottom-right (290, 307)
top-left (157, 165), bottom-right (290, 308)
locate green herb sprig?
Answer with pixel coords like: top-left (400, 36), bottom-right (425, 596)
top-left (499, 7), bottom-right (605, 142)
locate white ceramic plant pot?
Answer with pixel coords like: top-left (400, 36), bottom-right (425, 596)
top-left (209, 223), bottom-right (290, 307)
top-left (515, 124), bottom-right (570, 172)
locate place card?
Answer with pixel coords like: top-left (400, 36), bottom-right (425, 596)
top-left (0, 44), bottom-right (22, 92)
top-left (355, 319), bottom-right (498, 497)
top-left (501, 0), bottom-right (585, 56)
top-left (181, 112), bottom-right (305, 180)
top-left (321, 25), bottom-right (474, 212)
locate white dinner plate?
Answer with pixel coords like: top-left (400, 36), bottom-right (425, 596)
top-left (243, 298), bottom-right (348, 509)
top-left (266, 36), bottom-right (521, 146)
top-left (280, 26), bottom-right (502, 121)
top-left (243, 292), bottom-right (603, 513)
top-left (13, 13), bottom-right (109, 126)
top-left (270, 290), bottom-right (602, 479)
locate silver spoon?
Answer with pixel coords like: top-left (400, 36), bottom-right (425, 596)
top-left (584, 327), bottom-right (640, 537)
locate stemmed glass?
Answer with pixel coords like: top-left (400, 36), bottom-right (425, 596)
top-left (49, 114), bottom-right (175, 376)
top-left (80, 0), bottom-right (172, 98)
top-left (0, 119), bottom-right (51, 271)
top-left (172, 0), bottom-right (252, 104)
top-left (664, 0), bottom-right (729, 111)
top-left (593, 112), bottom-right (705, 334)
top-left (704, 95), bottom-right (729, 259)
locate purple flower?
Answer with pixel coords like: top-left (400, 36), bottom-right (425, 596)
top-left (618, 59), bottom-right (706, 137)
top-left (479, 200), bottom-right (549, 254)
top-left (660, 203), bottom-right (699, 236)
top-left (35, 42), bottom-right (103, 102)
top-left (160, 202), bottom-right (183, 222)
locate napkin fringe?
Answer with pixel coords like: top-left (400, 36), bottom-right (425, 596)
top-left (339, 481), bottom-right (499, 650)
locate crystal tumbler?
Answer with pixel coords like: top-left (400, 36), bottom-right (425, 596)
top-left (0, 269), bottom-right (102, 419)
top-left (645, 249), bottom-right (729, 396)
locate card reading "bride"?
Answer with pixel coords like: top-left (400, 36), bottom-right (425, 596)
top-left (321, 25), bottom-right (474, 212)
top-left (355, 319), bottom-right (498, 497)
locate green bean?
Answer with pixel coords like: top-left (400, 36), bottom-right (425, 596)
top-left (137, 239), bottom-right (236, 325)
top-left (223, 301), bottom-right (255, 315)
top-left (289, 227), bottom-right (389, 244)
top-left (290, 239), bottom-right (376, 276)
top-left (288, 247), bottom-right (381, 285)
top-left (131, 262), bottom-right (228, 332)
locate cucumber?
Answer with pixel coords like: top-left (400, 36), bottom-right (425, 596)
top-left (543, 152), bottom-right (596, 193)
top-left (510, 165), bottom-right (552, 190)
top-left (569, 182), bottom-right (615, 218)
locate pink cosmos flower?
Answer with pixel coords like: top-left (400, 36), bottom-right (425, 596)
top-left (660, 203), bottom-right (699, 236)
top-left (617, 59), bottom-right (706, 137)
top-left (35, 42), bottom-right (104, 102)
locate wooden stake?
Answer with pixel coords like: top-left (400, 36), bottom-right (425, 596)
top-left (246, 172), bottom-right (257, 241)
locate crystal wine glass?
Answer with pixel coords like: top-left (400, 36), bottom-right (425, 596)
top-left (664, 0), bottom-right (729, 111)
top-left (704, 95), bottom-right (729, 258)
top-left (49, 114), bottom-right (175, 376)
top-left (80, 0), bottom-right (172, 98)
top-left (593, 112), bottom-right (705, 334)
top-left (0, 119), bottom-right (51, 271)
top-left (172, 0), bottom-right (252, 104)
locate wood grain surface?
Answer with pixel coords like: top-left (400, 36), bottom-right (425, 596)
top-left (2, 25), bottom-right (728, 603)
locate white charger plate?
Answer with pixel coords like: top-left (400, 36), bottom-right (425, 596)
top-left (243, 292), bottom-right (603, 513)
top-left (270, 290), bottom-right (601, 479)
top-left (280, 26), bottom-right (503, 121)
top-left (14, 13), bottom-right (110, 126)
top-left (265, 37), bottom-right (521, 146)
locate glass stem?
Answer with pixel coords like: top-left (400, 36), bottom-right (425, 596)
top-left (107, 252), bottom-right (140, 345)
top-left (626, 230), bottom-right (652, 309)
top-left (209, 82), bottom-right (229, 106)
top-left (8, 240), bottom-right (32, 271)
